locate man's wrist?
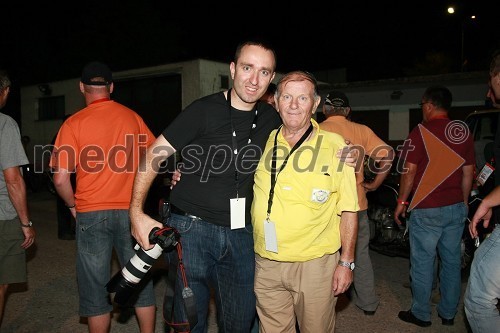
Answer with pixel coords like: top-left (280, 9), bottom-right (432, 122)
top-left (397, 199), bottom-right (409, 206)
top-left (21, 220), bottom-right (33, 228)
top-left (338, 260), bottom-right (355, 271)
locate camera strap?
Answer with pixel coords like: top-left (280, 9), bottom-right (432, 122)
top-left (163, 236), bottom-right (198, 332)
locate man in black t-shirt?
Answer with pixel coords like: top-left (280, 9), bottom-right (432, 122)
top-left (129, 40), bottom-right (280, 333)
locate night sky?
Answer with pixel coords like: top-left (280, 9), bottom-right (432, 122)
top-left (2, 0), bottom-right (499, 88)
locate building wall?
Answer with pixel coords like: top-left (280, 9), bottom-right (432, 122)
top-left (20, 59), bottom-right (229, 166)
top-left (320, 71), bottom-right (490, 144)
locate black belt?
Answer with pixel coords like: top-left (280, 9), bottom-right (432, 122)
top-left (170, 204), bottom-right (201, 220)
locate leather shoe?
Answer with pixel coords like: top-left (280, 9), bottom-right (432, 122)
top-left (438, 314), bottom-right (454, 326)
top-left (363, 310), bottom-right (376, 316)
top-left (398, 310), bottom-right (431, 327)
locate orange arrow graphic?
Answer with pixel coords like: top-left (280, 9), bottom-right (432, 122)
top-left (408, 124), bottom-right (465, 211)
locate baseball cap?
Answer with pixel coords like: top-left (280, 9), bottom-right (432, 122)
top-left (325, 91), bottom-right (350, 107)
top-left (81, 61), bottom-right (112, 86)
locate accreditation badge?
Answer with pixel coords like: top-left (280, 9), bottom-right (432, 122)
top-left (311, 188), bottom-right (330, 203)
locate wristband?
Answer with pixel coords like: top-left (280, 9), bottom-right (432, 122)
top-left (397, 199), bottom-right (409, 206)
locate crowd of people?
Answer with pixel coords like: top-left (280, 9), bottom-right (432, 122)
top-left (0, 42), bottom-right (498, 333)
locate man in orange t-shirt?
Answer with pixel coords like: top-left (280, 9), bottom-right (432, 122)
top-left (319, 90), bottom-right (394, 316)
top-left (50, 62), bottom-right (156, 333)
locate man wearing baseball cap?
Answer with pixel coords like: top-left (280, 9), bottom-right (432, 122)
top-left (320, 90), bottom-right (394, 316)
top-left (51, 61), bottom-right (157, 332)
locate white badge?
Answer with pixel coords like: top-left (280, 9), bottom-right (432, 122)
top-left (230, 197), bottom-right (246, 229)
top-left (477, 163), bottom-right (494, 186)
top-left (264, 220), bottom-right (278, 253)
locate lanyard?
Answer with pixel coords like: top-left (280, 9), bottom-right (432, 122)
top-left (267, 122), bottom-right (313, 220)
top-left (226, 89), bottom-right (259, 198)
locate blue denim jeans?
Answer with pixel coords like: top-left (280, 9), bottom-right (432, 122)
top-left (464, 225), bottom-right (500, 333)
top-left (76, 210), bottom-right (155, 317)
top-left (408, 202), bottom-right (466, 321)
top-left (164, 213), bottom-right (256, 333)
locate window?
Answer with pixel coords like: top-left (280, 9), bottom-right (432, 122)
top-left (38, 96), bottom-right (65, 120)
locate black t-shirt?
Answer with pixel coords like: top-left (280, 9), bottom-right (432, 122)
top-left (163, 92), bottom-right (282, 226)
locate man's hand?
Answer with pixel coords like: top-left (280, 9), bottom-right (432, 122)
top-left (337, 141), bottom-right (359, 168)
top-left (332, 265), bottom-right (353, 296)
top-left (469, 202), bottom-right (492, 239)
top-left (20, 225), bottom-right (36, 249)
top-left (129, 210), bottom-right (164, 250)
top-left (394, 203), bottom-right (407, 225)
top-left (170, 168), bottom-right (181, 189)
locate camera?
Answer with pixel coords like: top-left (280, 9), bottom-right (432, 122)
top-left (106, 226), bottom-right (179, 305)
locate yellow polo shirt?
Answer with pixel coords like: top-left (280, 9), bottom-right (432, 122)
top-left (252, 119), bottom-right (359, 262)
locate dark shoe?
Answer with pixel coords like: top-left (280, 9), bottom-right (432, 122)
top-left (438, 314), bottom-right (454, 326)
top-left (363, 310), bottom-right (376, 316)
top-left (398, 310), bottom-right (431, 327)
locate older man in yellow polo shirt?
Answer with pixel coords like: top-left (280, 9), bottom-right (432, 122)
top-left (251, 70), bottom-right (359, 333)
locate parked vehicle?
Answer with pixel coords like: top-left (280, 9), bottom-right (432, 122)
top-left (464, 108), bottom-right (499, 174)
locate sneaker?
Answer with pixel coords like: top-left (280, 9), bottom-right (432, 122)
top-left (398, 310), bottom-right (431, 327)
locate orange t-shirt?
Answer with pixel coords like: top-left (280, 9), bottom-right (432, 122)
top-left (50, 100), bottom-right (155, 212)
top-left (320, 115), bottom-right (392, 210)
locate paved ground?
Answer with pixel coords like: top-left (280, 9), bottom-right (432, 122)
top-left (2, 190), bottom-right (473, 333)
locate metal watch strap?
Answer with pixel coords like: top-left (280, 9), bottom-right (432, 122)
top-left (338, 260), bottom-right (355, 271)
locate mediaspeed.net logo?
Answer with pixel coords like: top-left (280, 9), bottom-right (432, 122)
top-left (396, 120), bottom-right (470, 211)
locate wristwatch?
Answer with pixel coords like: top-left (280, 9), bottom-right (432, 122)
top-left (21, 221), bottom-right (33, 228)
top-left (338, 260), bottom-right (355, 271)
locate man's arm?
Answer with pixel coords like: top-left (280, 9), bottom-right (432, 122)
top-left (332, 210), bottom-right (357, 296)
top-left (470, 185), bottom-right (500, 238)
top-left (461, 164), bottom-right (474, 204)
top-left (4, 166), bottom-right (35, 248)
top-left (394, 160), bottom-right (417, 225)
top-left (129, 134), bottom-right (176, 249)
top-left (362, 147), bottom-right (395, 191)
top-left (53, 168), bottom-right (76, 218)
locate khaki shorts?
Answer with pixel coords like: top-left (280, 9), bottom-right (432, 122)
top-left (0, 217), bottom-right (27, 284)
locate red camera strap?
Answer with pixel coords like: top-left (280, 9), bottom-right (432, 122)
top-left (163, 238), bottom-right (197, 332)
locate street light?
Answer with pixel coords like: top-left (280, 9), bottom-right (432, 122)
top-left (447, 6), bottom-right (477, 72)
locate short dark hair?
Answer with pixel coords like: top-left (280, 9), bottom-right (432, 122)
top-left (0, 70), bottom-right (11, 92)
top-left (234, 40), bottom-right (277, 72)
top-left (422, 85), bottom-right (452, 111)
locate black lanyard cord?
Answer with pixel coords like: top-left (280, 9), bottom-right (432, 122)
top-left (267, 122), bottom-right (313, 219)
top-left (226, 89), bottom-right (259, 198)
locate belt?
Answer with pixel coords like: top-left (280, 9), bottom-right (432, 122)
top-left (170, 204), bottom-right (201, 220)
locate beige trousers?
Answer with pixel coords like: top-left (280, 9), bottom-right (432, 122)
top-left (254, 252), bottom-right (340, 333)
